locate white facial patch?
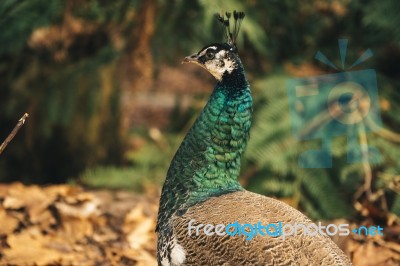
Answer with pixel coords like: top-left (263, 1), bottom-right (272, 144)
top-left (204, 50), bottom-right (237, 81)
top-left (198, 46), bottom-right (217, 57)
top-left (170, 238), bottom-right (186, 266)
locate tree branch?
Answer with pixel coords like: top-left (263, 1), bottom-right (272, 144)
top-left (0, 113), bottom-right (29, 155)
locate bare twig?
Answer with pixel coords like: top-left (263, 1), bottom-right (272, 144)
top-left (0, 113), bottom-right (29, 155)
top-left (358, 121), bottom-right (373, 198)
top-left (366, 116), bottom-right (400, 143)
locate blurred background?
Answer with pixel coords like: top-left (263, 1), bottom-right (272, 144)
top-left (0, 0), bottom-right (400, 264)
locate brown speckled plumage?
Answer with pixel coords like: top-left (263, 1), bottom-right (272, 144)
top-left (172, 191), bottom-right (352, 265)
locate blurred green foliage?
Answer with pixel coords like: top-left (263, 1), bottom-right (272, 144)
top-left (0, 0), bottom-right (399, 220)
top-left (245, 76), bottom-right (400, 219)
top-left (80, 130), bottom-right (183, 191)
top-left (0, 0), bottom-right (135, 182)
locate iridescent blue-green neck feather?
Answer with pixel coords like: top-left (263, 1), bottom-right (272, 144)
top-left (157, 58), bottom-right (252, 231)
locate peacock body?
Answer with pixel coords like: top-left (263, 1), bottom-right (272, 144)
top-left (156, 11), bottom-right (353, 266)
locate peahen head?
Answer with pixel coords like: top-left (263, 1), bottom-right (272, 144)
top-left (183, 11), bottom-right (245, 83)
top-left (183, 43), bottom-right (239, 81)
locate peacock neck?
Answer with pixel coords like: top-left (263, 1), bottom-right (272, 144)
top-left (158, 64), bottom-right (253, 221)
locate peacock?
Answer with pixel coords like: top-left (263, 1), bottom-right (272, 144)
top-left (156, 11), bottom-right (353, 266)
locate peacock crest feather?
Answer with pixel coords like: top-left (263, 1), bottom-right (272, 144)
top-left (216, 10), bottom-right (245, 51)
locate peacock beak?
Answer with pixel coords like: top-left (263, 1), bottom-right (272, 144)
top-left (182, 53), bottom-right (199, 64)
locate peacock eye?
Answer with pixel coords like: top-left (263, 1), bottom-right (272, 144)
top-left (205, 50), bottom-right (215, 60)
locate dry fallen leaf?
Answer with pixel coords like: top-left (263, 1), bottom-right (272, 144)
top-left (350, 239), bottom-right (400, 266)
top-left (0, 207), bottom-right (19, 235)
top-left (0, 183), bottom-right (159, 265)
top-left (3, 227), bottom-right (77, 265)
top-left (1, 182), bottom-right (397, 266)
